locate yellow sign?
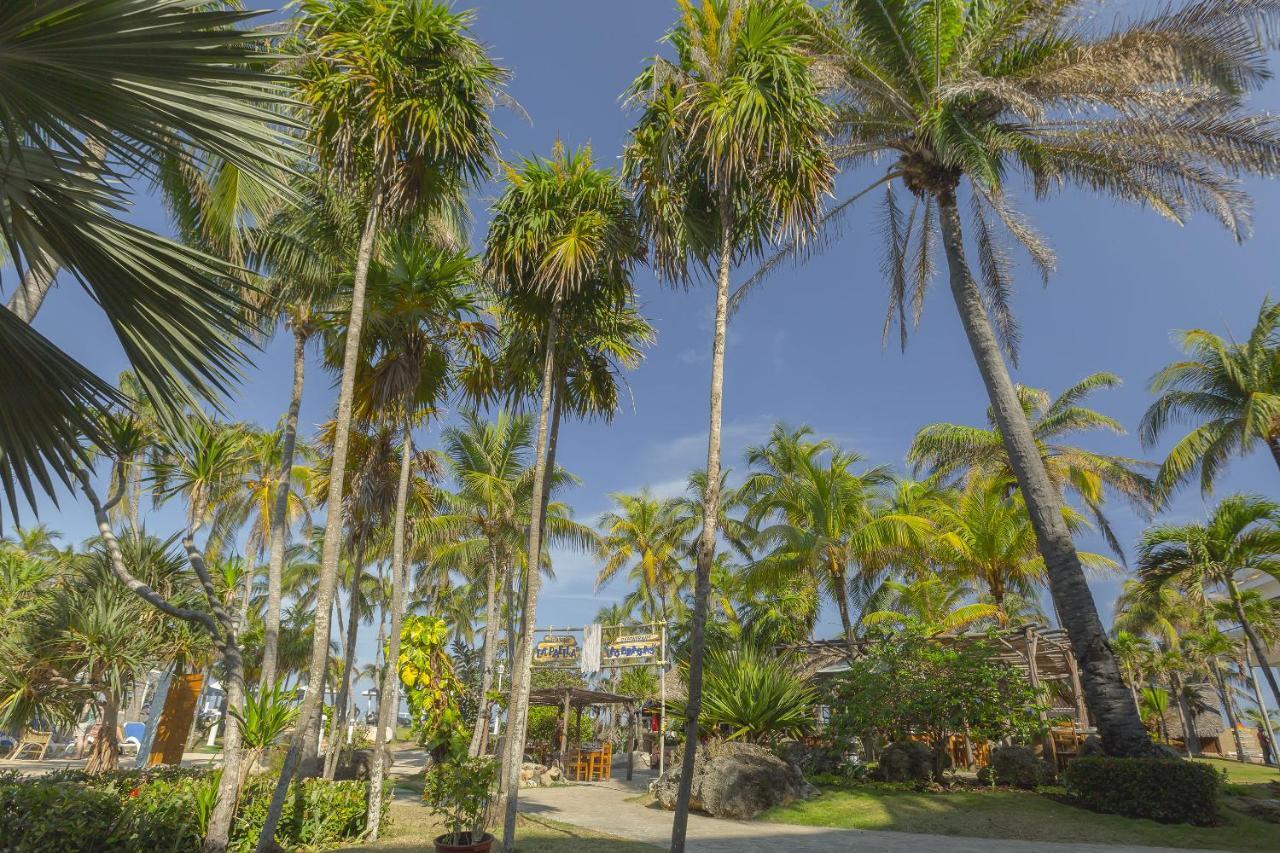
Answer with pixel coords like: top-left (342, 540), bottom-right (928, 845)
top-left (534, 635), bottom-right (579, 664)
top-left (604, 633), bottom-right (660, 664)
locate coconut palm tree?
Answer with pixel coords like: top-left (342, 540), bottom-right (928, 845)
top-left (260, 3), bottom-right (505, 843)
top-left (735, 0), bottom-right (1280, 758)
top-left (1185, 627), bottom-right (1249, 760)
top-left (1141, 299), bottom-right (1280, 498)
top-left (746, 444), bottom-right (931, 661)
top-left (1138, 494), bottom-right (1280, 715)
top-left (862, 577), bottom-right (1000, 637)
top-left (484, 142), bottom-right (645, 849)
top-left (623, 3), bottom-right (834, 840)
top-left (0, 0), bottom-right (294, 525)
top-left (909, 373), bottom-right (1155, 556)
top-left (1109, 630), bottom-right (1154, 712)
top-left (596, 491), bottom-right (688, 625)
top-left (352, 236), bottom-right (491, 832)
top-left (938, 478), bottom-right (1117, 622)
top-left (433, 411), bottom-right (533, 757)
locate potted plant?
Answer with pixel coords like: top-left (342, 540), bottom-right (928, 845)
top-left (424, 756), bottom-right (498, 852)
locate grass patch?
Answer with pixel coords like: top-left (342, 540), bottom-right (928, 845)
top-left (338, 798), bottom-right (657, 852)
top-left (761, 781), bottom-right (1280, 851)
top-left (1194, 758), bottom-right (1280, 785)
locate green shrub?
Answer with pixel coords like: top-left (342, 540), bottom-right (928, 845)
top-left (0, 777), bottom-right (123, 852)
top-left (0, 767), bottom-right (386, 852)
top-left (875, 741), bottom-right (933, 782)
top-left (1062, 757), bottom-right (1219, 826)
top-left (230, 775), bottom-right (389, 852)
top-left (988, 745), bottom-right (1055, 789)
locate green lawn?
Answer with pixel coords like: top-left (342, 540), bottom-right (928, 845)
top-left (1194, 757), bottom-right (1280, 786)
top-left (761, 783), bottom-right (1280, 852)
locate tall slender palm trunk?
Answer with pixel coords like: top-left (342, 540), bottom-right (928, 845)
top-left (469, 538), bottom-right (503, 758)
top-left (671, 191), bottom-right (734, 853)
top-left (500, 299), bottom-right (561, 853)
top-left (1242, 644), bottom-right (1277, 762)
top-left (256, 190), bottom-right (382, 852)
top-left (261, 326), bottom-right (307, 691)
top-left (833, 574), bottom-right (859, 663)
top-left (324, 569), bottom-right (363, 780)
top-left (935, 192), bottom-right (1152, 758)
top-left (1227, 578), bottom-right (1280, 709)
top-left (1211, 658), bottom-right (1246, 760)
top-left (367, 425), bottom-right (414, 838)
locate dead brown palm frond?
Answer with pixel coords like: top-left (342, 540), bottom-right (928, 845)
top-left (972, 186), bottom-right (1055, 284)
top-left (909, 195), bottom-right (936, 325)
top-left (971, 194), bottom-right (1020, 365)
top-left (880, 184), bottom-right (914, 349)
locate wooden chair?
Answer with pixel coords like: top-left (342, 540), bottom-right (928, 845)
top-left (589, 742), bottom-right (612, 781)
top-left (568, 748), bottom-right (592, 781)
top-left (1, 730), bottom-right (54, 761)
top-left (1050, 727), bottom-right (1078, 772)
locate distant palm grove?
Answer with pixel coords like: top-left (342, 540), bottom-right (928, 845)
top-left (2, 1), bottom-right (1280, 853)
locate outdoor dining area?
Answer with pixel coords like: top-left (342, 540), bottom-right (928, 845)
top-left (526, 686), bottom-right (636, 781)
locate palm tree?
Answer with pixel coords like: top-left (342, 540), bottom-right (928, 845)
top-left (909, 373), bottom-right (1155, 556)
top-left (353, 237), bottom-right (490, 832)
top-left (735, 0), bottom-right (1280, 758)
top-left (0, 0), bottom-right (294, 528)
top-left (1186, 627), bottom-right (1249, 760)
top-left (1141, 299), bottom-right (1280, 498)
top-left (1109, 630), bottom-right (1155, 712)
top-left (623, 3), bottom-right (834, 841)
top-left (1138, 494), bottom-right (1280, 716)
top-left (485, 142), bottom-right (645, 850)
top-left (862, 577), bottom-right (999, 637)
top-left (260, 4), bottom-right (504, 844)
top-left (596, 491), bottom-right (687, 625)
top-left (745, 441), bottom-right (929, 661)
top-left (433, 411), bottom-right (533, 758)
top-left (935, 478), bottom-right (1117, 624)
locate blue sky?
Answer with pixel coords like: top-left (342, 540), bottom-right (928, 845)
top-left (17, 1), bottom-right (1280, 702)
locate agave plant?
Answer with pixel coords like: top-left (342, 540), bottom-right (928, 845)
top-left (673, 647), bottom-right (816, 744)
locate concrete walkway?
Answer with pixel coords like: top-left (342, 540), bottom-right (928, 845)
top-left (515, 773), bottom-right (1217, 853)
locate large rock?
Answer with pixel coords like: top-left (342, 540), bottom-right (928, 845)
top-left (654, 741), bottom-right (817, 820)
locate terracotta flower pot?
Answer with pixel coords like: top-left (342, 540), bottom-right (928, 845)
top-left (434, 831), bottom-right (494, 853)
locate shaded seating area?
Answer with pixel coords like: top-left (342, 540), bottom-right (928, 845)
top-left (789, 624), bottom-right (1098, 771)
top-left (527, 686), bottom-right (634, 782)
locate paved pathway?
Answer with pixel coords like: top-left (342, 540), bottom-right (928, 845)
top-left (516, 773), bottom-right (1219, 853)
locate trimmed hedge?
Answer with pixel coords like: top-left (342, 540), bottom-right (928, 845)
top-left (1062, 757), bottom-right (1219, 826)
top-left (0, 767), bottom-right (387, 852)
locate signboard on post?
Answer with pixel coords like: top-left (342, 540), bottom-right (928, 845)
top-left (533, 635), bottom-right (579, 665)
top-left (604, 633), bottom-right (660, 665)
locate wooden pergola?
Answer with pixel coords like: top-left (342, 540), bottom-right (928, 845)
top-left (527, 686), bottom-right (636, 767)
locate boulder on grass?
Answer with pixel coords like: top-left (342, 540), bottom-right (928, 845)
top-left (654, 741), bottom-right (817, 820)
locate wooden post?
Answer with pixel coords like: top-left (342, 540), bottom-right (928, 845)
top-left (626, 705), bottom-right (635, 781)
top-left (557, 690), bottom-right (571, 768)
top-left (1066, 649), bottom-right (1090, 729)
top-left (1024, 627), bottom-right (1056, 767)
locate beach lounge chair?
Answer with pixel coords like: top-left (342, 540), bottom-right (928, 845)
top-left (121, 722), bottom-right (145, 756)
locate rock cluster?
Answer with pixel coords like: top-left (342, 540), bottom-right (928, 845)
top-left (654, 741), bottom-right (817, 820)
top-left (518, 761), bottom-right (563, 788)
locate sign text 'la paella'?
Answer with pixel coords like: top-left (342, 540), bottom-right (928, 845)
top-left (533, 635), bottom-right (579, 664)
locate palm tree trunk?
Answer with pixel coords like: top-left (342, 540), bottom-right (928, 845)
top-left (6, 138), bottom-right (107, 321)
top-left (469, 538), bottom-right (503, 758)
top-left (256, 188), bottom-right (382, 853)
top-left (324, 567), bottom-right (363, 780)
top-left (1227, 577), bottom-right (1280, 709)
top-left (1170, 672), bottom-right (1195, 757)
top-left (671, 190), bottom-right (734, 853)
top-left (1212, 658), bottom-right (1246, 760)
top-left (85, 691), bottom-right (121, 774)
top-left (261, 326), bottom-right (307, 692)
top-left (935, 192), bottom-right (1152, 758)
top-left (1243, 643), bottom-right (1277, 764)
top-left (833, 576), bottom-right (859, 663)
top-left (367, 424), bottom-right (414, 839)
top-left (500, 297), bottom-right (561, 853)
